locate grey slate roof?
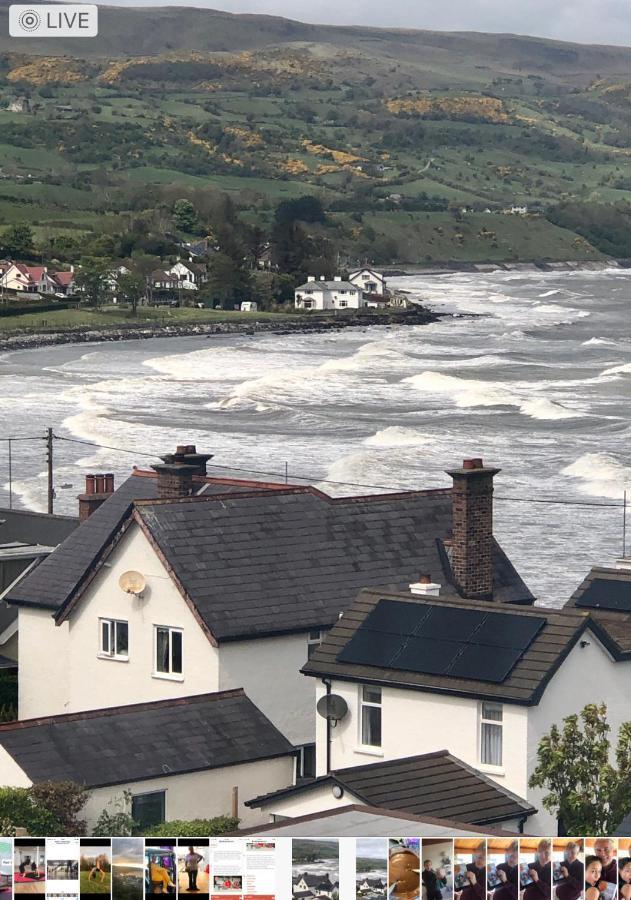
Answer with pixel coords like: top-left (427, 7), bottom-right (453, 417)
top-left (133, 488), bottom-right (532, 640)
top-left (233, 804), bottom-right (521, 837)
top-left (302, 588), bottom-right (590, 703)
top-left (295, 281), bottom-right (359, 291)
top-left (247, 749), bottom-right (535, 825)
top-left (0, 507), bottom-right (78, 546)
top-left (0, 689), bottom-right (293, 788)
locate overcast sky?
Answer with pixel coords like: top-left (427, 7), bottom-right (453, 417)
top-left (101, 0), bottom-right (631, 47)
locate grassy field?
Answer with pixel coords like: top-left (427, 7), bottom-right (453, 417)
top-left (0, 306), bottom-right (301, 335)
top-left (80, 871), bottom-right (111, 894)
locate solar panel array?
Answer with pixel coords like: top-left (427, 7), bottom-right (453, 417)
top-left (574, 578), bottom-right (631, 612)
top-left (337, 599), bottom-right (546, 683)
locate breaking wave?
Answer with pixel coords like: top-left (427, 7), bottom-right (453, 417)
top-left (562, 453), bottom-right (631, 499)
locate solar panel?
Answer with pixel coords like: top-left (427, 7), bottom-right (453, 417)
top-left (574, 578), bottom-right (631, 612)
top-left (336, 599), bottom-right (546, 684)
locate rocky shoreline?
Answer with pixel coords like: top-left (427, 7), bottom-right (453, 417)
top-left (0, 309), bottom-right (441, 353)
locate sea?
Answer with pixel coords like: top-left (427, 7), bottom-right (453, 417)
top-left (1, 268), bottom-right (630, 607)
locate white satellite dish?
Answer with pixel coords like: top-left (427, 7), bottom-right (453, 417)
top-left (118, 570), bottom-right (146, 596)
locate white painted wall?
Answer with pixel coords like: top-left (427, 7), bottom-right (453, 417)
top-left (294, 287), bottom-right (363, 310)
top-left (255, 783), bottom-right (361, 820)
top-left (19, 524), bottom-right (220, 718)
top-left (219, 633), bottom-right (317, 745)
top-left (314, 680), bottom-right (529, 799)
top-left (0, 745), bottom-right (32, 788)
top-left (81, 755), bottom-right (293, 829)
top-left (527, 628), bottom-right (631, 834)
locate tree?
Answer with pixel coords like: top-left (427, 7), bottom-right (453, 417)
top-left (0, 782), bottom-right (88, 835)
top-left (172, 198), bottom-right (199, 234)
top-left (0, 224), bottom-right (34, 258)
top-left (117, 271), bottom-right (146, 315)
top-left (204, 252), bottom-right (252, 308)
top-left (75, 259), bottom-right (111, 308)
top-left (529, 703), bottom-right (631, 834)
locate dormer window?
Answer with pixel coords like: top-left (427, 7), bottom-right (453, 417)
top-left (99, 618), bottom-right (129, 660)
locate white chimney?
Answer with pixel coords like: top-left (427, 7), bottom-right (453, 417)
top-left (615, 557), bottom-right (631, 571)
top-left (409, 574), bottom-right (441, 597)
top-left (320, 275), bottom-right (325, 280)
top-left (334, 276), bottom-right (342, 282)
top-left (307, 275), bottom-right (316, 282)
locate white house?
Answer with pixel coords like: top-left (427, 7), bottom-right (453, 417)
top-left (348, 269), bottom-right (387, 295)
top-left (5, 452), bottom-right (533, 782)
top-left (167, 261), bottom-right (207, 291)
top-left (1, 264), bottom-right (55, 294)
top-left (294, 277), bottom-right (364, 310)
top-left (0, 688), bottom-right (294, 830)
top-left (248, 571), bottom-right (631, 834)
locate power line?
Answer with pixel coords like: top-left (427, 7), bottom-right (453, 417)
top-left (52, 434), bottom-right (625, 510)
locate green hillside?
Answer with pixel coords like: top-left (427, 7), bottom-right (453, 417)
top-left (2, 6), bottom-right (631, 267)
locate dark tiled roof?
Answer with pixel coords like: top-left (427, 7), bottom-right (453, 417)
top-left (0, 689), bottom-right (293, 788)
top-left (4, 474), bottom-right (158, 611)
top-left (134, 488), bottom-right (532, 640)
top-left (0, 507), bottom-right (78, 546)
top-left (566, 566), bottom-right (631, 653)
top-left (247, 749), bottom-right (535, 825)
top-left (302, 588), bottom-right (589, 703)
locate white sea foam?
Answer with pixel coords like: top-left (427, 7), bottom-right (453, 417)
top-left (562, 453), bottom-right (631, 499)
top-left (599, 361), bottom-right (631, 377)
top-left (538, 289), bottom-right (561, 297)
top-left (519, 398), bottom-right (586, 420)
top-left (364, 426), bottom-right (432, 448)
top-left (582, 337), bottom-right (617, 347)
top-left (403, 371), bottom-right (518, 408)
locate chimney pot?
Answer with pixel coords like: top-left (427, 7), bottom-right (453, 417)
top-left (418, 574), bottom-right (431, 584)
top-left (79, 472), bottom-right (114, 520)
top-left (85, 474), bottom-right (96, 495)
top-left (463, 457), bottom-right (483, 470)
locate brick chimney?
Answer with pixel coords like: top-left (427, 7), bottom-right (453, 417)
top-left (78, 472), bottom-right (115, 521)
top-left (152, 450), bottom-right (198, 499)
top-left (446, 458), bottom-right (500, 600)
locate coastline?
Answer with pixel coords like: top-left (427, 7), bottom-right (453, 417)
top-left (0, 309), bottom-right (442, 354)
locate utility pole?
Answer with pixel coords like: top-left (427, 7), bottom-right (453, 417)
top-left (46, 427), bottom-right (54, 514)
top-left (7, 439), bottom-right (12, 510)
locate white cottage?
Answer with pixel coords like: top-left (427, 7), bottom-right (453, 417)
top-left (348, 269), bottom-right (387, 295)
top-left (294, 277), bottom-right (363, 310)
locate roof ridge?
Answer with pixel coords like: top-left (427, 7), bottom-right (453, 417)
top-left (356, 588), bottom-right (559, 617)
top-left (335, 749), bottom-right (450, 776)
top-left (0, 688), bottom-right (246, 732)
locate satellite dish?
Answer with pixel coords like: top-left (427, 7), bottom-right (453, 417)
top-left (316, 693), bottom-right (348, 725)
top-left (118, 570), bottom-right (146, 596)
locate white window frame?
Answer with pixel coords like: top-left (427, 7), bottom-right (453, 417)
top-left (98, 617), bottom-right (129, 661)
top-left (307, 629), bottom-right (323, 659)
top-left (359, 684), bottom-right (382, 749)
top-left (153, 625), bottom-right (184, 680)
top-left (479, 701), bottom-right (503, 768)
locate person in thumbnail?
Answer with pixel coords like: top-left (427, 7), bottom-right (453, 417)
top-left (556, 842), bottom-right (584, 900)
top-left (150, 856), bottom-right (175, 893)
top-left (422, 859), bottom-right (447, 900)
top-left (184, 848), bottom-right (204, 892)
top-left (495, 842), bottom-right (519, 900)
top-left (455, 844), bottom-right (485, 900)
top-left (523, 840), bottom-right (552, 900)
top-left (618, 858), bottom-right (631, 900)
top-left (584, 857), bottom-right (602, 900)
top-left (594, 841), bottom-right (617, 886)
top-left (89, 858), bottom-right (106, 883)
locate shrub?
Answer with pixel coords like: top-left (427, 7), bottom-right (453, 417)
top-left (0, 782), bottom-right (88, 835)
top-left (142, 816), bottom-right (239, 837)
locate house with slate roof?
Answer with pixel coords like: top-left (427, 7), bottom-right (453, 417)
top-left (4, 449), bottom-right (533, 784)
top-left (294, 276), bottom-right (364, 310)
top-left (0, 689), bottom-right (294, 830)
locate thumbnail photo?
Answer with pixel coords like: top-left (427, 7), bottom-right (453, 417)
top-left (292, 839), bottom-right (339, 900)
top-left (355, 838), bottom-right (387, 900)
top-left (388, 838), bottom-right (420, 900)
top-left (422, 839), bottom-right (453, 900)
top-left (178, 842), bottom-right (210, 895)
top-left (47, 861), bottom-right (79, 882)
top-left (212, 875), bottom-right (242, 893)
top-left (553, 840), bottom-right (584, 900)
top-left (487, 839), bottom-right (519, 899)
top-left (146, 843), bottom-right (177, 894)
top-left (0, 839), bottom-right (12, 895)
top-left (520, 839), bottom-right (552, 900)
top-left (14, 840), bottom-right (45, 894)
top-left (454, 841), bottom-right (486, 900)
top-left (584, 840), bottom-right (618, 900)
top-left (80, 842), bottom-right (111, 895)
top-left (112, 838), bottom-right (143, 900)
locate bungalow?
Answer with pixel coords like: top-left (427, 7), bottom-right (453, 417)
top-left (294, 277), bottom-right (364, 311)
top-left (0, 688), bottom-right (294, 830)
top-left (348, 269), bottom-right (387, 296)
top-left (4, 451), bottom-right (532, 777)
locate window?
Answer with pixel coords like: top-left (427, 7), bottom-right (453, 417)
top-left (307, 629), bottom-right (322, 659)
top-left (480, 701), bottom-right (503, 766)
top-left (154, 626), bottom-right (183, 676)
top-left (338, 300), bottom-right (348, 308)
top-left (296, 743), bottom-right (316, 778)
top-left (360, 685), bottom-right (382, 747)
top-left (99, 618), bottom-right (129, 659)
top-left (131, 790), bottom-right (165, 831)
